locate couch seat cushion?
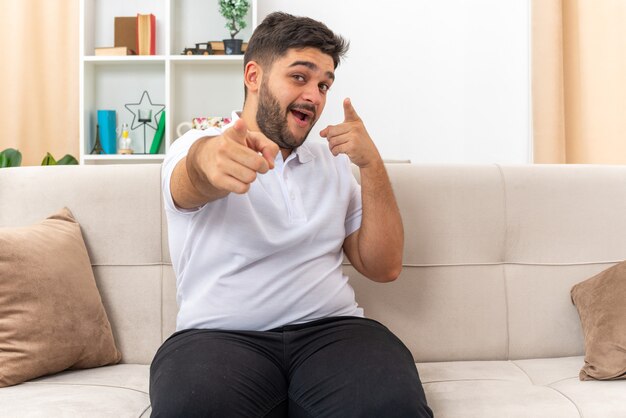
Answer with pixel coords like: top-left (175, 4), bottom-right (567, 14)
top-left (0, 365), bottom-right (150, 418)
top-left (418, 356), bottom-right (626, 418)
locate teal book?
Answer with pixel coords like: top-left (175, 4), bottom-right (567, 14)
top-left (150, 111), bottom-right (165, 154)
top-left (97, 110), bottom-right (117, 154)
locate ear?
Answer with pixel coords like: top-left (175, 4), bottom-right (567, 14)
top-left (244, 61), bottom-right (262, 93)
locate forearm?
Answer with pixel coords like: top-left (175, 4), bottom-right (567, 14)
top-left (170, 136), bottom-right (228, 210)
top-left (357, 159), bottom-right (404, 281)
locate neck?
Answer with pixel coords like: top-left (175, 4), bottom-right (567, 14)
top-left (280, 148), bottom-right (292, 160)
top-left (240, 104), bottom-right (259, 131)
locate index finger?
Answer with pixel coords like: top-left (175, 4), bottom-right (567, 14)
top-left (246, 131), bottom-right (279, 170)
top-left (223, 118), bottom-right (248, 146)
top-left (343, 98), bottom-right (360, 122)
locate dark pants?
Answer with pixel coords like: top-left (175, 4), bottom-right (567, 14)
top-left (150, 316), bottom-right (433, 418)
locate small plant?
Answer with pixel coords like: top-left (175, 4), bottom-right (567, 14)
top-left (219, 0), bottom-right (250, 39)
top-left (0, 148), bottom-right (78, 168)
top-left (0, 148), bottom-right (22, 168)
top-left (41, 153), bottom-right (79, 166)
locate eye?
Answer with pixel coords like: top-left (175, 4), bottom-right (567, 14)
top-left (319, 83), bottom-right (330, 93)
top-left (292, 74), bottom-right (305, 82)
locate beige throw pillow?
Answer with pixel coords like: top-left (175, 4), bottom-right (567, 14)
top-left (0, 208), bottom-right (121, 387)
top-left (571, 260), bottom-right (626, 381)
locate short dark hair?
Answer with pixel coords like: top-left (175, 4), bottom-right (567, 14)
top-left (244, 12), bottom-right (349, 71)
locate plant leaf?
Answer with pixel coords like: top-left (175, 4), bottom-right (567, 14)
top-left (0, 148), bottom-right (22, 168)
top-left (41, 152), bottom-right (57, 166)
top-left (57, 154), bottom-right (78, 165)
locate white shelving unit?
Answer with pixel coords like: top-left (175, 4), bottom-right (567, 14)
top-left (79, 0), bottom-right (258, 164)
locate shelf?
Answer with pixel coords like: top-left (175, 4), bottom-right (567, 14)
top-left (80, 0), bottom-right (258, 165)
top-left (84, 56), bottom-right (167, 64)
top-left (83, 55), bottom-right (244, 66)
top-left (82, 154), bottom-right (165, 165)
top-left (169, 55), bottom-right (245, 64)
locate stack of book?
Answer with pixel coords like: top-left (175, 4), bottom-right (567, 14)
top-left (93, 14), bottom-right (155, 56)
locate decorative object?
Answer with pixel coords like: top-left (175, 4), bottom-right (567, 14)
top-left (90, 124), bottom-right (104, 154)
top-left (176, 116), bottom-right (231, 137)
top-left (97, 110), bottom-right (117, 154)
top-left (182, 42), bottom-right (213, 55)
top-left (571, 260), bottom-right (626, 380)
top-left (219, 0), bottom-right (250, 55)
top-left (0, 208), bottom-right (122, 387)
top-left (149, 111), bottom-right (166, 154)
top-left (118, 123), bottom-right (133, 154)
top-left (124, 90), bottom-right (165, 154)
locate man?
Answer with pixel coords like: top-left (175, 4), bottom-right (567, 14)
top-left (150, 12), bottom-right (433, 418)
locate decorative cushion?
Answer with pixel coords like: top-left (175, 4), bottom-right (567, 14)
top-left (571, 260), bottom-right (626, 380)
top-left (0, 208), bottom-right (121, 387)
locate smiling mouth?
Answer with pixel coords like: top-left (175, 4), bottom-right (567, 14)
top-left (290, 108), bottom-right (315, 126)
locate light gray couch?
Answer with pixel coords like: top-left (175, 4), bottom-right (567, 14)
top-left (1, 163), bottom-right (625, 417)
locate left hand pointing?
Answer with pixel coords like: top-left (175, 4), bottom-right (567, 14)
top-left (320, 98), bottom-right (381, 168)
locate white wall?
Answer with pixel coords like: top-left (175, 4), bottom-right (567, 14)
top-left (258, 0), bottom-right (531, 163)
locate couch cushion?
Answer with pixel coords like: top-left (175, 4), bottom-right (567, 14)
top-left (386, 164), bottom-right (506, 265)
top-left (0, 208), bottom-right (121, 387)
top-left (419, 356), bottom-right (626, 418)
top-left (348, 264), bottom-right (509, 362)
top-left (500, 165), bottom-right (626, 264)
top-left (0, 365), bottom-right (150, 418)
top-left (514, 356), bottom-right (582, 385)
top-left (571, 260), bottom-right (626, 380)
top-left (93, 265), bottom-right (164, 365)
top-left (504, 264), bottom-right (600, 360)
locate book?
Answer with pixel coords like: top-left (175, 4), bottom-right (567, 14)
top-left (150, 111), bottom-right (165, 154)
top-left (208, 41), bottom-right (247, 55)
top-left (97, 110), bottom-right (117, 154)
top-left (209, 41), bottom-right (225, 55)
top-left (136, 14), bottom-right (156, 55)
top-left (95, 46), bottom-right (135, 56)
top-left (114, 16), bottom-right (137, 54)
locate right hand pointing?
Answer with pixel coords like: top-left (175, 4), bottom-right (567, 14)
top-left (198, 118), bottom-right (279, 195)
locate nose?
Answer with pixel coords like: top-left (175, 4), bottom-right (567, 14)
top-left (301, 82), bottom-right (323, 107)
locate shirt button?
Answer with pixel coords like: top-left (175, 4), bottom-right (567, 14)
top-left (290, 193), bottom-right (295, 200)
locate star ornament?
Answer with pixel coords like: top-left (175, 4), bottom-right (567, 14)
top-left (124, 90), bottom-right (165, 130)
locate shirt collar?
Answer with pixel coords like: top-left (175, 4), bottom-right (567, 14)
top-left (294, 143), bottom-right (315, 164)
top-left (224, 111), bottom-right (240, 129)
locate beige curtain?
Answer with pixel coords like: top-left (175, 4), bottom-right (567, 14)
top-left (533, 0), bottom-right (626, 164)
top-left (0, 0), bottom-right (78, 166)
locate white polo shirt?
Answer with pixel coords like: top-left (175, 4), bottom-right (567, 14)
top-left (162, 112), bottom-right (364, 331)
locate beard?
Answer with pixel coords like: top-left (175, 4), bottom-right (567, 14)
top-left (256, 84), bottom-right (316, 151)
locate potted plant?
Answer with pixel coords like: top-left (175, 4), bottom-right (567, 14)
top-left (219, 0), bottom-right (250, 55)
top-left (0, 148), bottom-right (78, 168)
